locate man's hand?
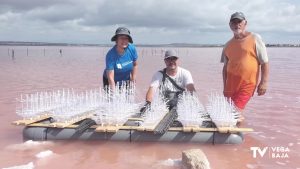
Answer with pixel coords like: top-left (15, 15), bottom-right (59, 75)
top-left (140, 101), bottom-right (151, 113)
top-left (257, 81), bottom-right (267, 96)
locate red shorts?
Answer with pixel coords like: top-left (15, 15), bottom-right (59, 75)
top-left (230, 92), bottom-right (252, 110)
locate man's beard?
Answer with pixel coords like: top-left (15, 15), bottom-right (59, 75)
top-left (167, 65), bottom-right (177, 71)
top-left (233, 29), bottom-right (243, 35)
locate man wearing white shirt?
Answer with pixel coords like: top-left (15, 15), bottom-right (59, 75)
top-left (141, 49), bottom-right (196, 111)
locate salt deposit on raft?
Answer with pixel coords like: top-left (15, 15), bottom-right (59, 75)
top-left (35, 150), bottom-right (54, 159)
top-left (2, 162), bottom-right (34, 169)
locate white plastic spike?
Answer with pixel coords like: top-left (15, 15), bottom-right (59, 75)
top-left (16, 84), bottom-right (139, 123)
top-left (92, 82), bottom-right (139, 125)
top-left (206, 93), bottom-right (237, 127)
top-left (141, 91), bottom-right (168, 126)
top-left (177, 92), bottom-right (206, 126)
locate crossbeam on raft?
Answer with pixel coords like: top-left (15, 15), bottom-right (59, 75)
top-left (49, 114), bottom-right (93, 128)
top-left (136, 110), bottom-right (172, 132)
top-left (12, 114), bottom-right (51, 125)
top-left (95, 125), bottom-right (122, 132)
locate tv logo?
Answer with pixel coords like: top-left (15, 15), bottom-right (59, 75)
top-left (250, 147), bottom-right (268, 158)
top-left (250, 146), bottom-right (290, 159)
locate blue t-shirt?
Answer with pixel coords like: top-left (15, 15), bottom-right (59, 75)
top-left (103, 44), bottom-right (138, 82)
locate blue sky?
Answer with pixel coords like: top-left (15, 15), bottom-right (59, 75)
top-left (0, 0), bottom-right (299, 44)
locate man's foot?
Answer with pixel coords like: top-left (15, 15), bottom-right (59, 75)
top-left (233, 110), bottom-right (245, 125)
top-left (237, 114), bottom-right (245, 122)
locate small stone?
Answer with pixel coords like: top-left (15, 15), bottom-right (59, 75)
top-left (182, 149), bottom-right (210, 169)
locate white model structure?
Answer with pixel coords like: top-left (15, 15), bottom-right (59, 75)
top-left (16, 82), bottom-right (139, 125)
top-left (177, 92), bottom-right (206, 126)
top-left (140, 91), bottom-right (169, 127)
top-left (206, 93), bottom-right (238, 127)
top-left (92, 82), bottom-right (139, 125)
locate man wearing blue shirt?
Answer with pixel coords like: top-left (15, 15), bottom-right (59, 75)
top-left (103, 27), bottom-right (138, 89)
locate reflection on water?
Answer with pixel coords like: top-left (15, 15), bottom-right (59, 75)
top-left (0, 46), bottom-right (299, 169)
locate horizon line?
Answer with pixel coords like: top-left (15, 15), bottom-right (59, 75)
top-left (0, 41), bottom-right (300, 47)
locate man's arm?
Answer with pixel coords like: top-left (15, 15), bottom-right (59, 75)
top-left (145, 87), bottom-right (154, 102)
top-left (222, 62), bottom-right (227, 92)
top-left (186, 84), bottom-right (196, 92)
top-left (140, 87), bottom-right (154, 113)
top-left (257, 62), bottom-right (269, 96)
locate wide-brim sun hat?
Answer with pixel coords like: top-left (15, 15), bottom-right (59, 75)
top-left (111, 27), bottom-right (133, 43)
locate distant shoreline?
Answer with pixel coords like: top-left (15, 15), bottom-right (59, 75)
top-left (0, 41), bottom-right (299, 48)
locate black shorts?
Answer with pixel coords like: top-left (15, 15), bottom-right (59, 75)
top-left (102, 76), bottom-right (131, 89)
top-left (103, 76), bottom-right (109, 88)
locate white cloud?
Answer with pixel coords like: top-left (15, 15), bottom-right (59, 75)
top-left (0, 0), bottom-right (299, 44)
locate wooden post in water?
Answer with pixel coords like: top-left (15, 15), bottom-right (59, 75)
top-left (12, 49), bottom-right (15, 60)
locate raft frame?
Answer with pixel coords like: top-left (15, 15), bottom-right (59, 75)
top-left (13, 116), bottom-right (253, 144)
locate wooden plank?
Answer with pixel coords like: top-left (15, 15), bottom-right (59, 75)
top-left (95, 125), bottom-right (122, 133)
top-left (12, 114), bottom-right (51, 126)
top-left (49, 114), bottom-right (92, 128)
top-left (182, 127), bottom-right (192, 132)
top-left (106, 126), bottom-right (121, 132)
top-left (140, 111), bottom-right (171, 132)
top-left (190, 127), bottom-right (217, 132)
top-left (23, 122), bottom-right (253, 133)
top-left (182, 125), bottom-right (199, 132)
top-left (217, 127), bottom-right (231, 133)
top-left (127, 117), bottom-right (144, 121)
top-left (169, 126), bottom-right (254, 133)
top-left (95, 125), bottom-right (107, 132)
top-left (218, 127), bottom-right (253, 133)
top-left (136, 127), bottom-right (146, 131)
top-left (95, 126), bottom-right (118, 132)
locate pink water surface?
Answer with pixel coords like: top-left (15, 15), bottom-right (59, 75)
top-left (0, 46), bottom-right (299, 169)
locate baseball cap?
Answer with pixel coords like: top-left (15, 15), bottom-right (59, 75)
top-left (230, 12), bottom-right (246, 21)
top-left (164, 50), bottom-right (178, 59)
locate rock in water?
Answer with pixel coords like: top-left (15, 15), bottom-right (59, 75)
top-left (182, 149), bottom-right (210, 169)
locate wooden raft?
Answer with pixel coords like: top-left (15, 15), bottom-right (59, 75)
top-left (12, 115), bottom-right (253, 134)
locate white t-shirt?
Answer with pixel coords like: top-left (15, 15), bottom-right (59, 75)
top-left (150, 67), bottom-right (194, 92)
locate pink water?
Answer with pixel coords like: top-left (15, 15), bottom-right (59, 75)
top-left (0, 46), bottom-right (299, 169)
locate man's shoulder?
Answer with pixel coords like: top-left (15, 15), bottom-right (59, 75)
top-left (223, 38), bottom-right (234, 49)
top-left (251, 32), bottom-right (265, 44)
top-left (251, 32), bottom-right (262, 39)
top-left (178, 67), bottom-right (191, 75)
top-left (156, 69), bottom-right (164, 75)
top-left (151, 70), bottom-right (163, 81)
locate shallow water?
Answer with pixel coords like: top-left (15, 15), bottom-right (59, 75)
top-left (0, 46), bottom-right (299, 169)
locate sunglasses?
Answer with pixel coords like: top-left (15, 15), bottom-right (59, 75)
top-left (165, 57), bottom-right (178, 61)
top-left (230, 19), bottom-right (245, 25)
